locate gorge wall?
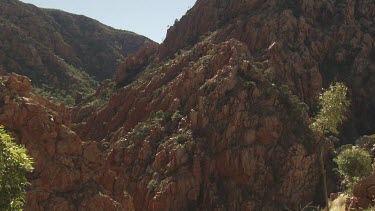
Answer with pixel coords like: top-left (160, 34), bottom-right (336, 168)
top-left (0, 0), bottom-right (374, 210)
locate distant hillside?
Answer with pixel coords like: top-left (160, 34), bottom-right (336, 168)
top-left (0, 0), bottom-right (154, 105)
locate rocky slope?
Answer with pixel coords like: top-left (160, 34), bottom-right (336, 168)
top-left (0, 73), bottom-right (136, 210)
top-left (160, 0), bottom-right (375, 138)
top-left (94, 39), bottom-right (325, 210)
top-left (71, 0), bottom-right (374, 210)
top-left (0, 0), bottom-right (373, 210)
top-left (0, 0), bottom-right (153, 105)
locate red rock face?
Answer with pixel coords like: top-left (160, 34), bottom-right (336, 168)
top-left (2, 0), bottom-right (374, 210)
top-left (352, 174), bottom-right (375, 209)
top-left (160, 0), bottom-right (375, 136)
top-left (72, 36), bottom-right (325, 210)
top-left (71, 0), bottom-right (374, 209)
top-left (0, 73), bottom-right (134, 210)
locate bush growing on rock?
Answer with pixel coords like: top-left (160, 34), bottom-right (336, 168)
top-left (310, 82), bottom-right (350, 135)
top-left (0, 126), bottom-right (33, 210)
top-left (355, 135), bottom-right (375, 154)
top-left (334, 148), bottom-right (372, 191)
top-left (308, 82), bottom-right (354, 208)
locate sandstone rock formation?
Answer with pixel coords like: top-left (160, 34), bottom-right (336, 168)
top-left (160, 0), bottom-right (375, 138)
top-left (1, 0), bottom-right (374, 210)
top-left (0, 73), bottom-right (134, 210)
top-left (72, 0), bottom-right (374, 209)
top-left (352, 174), bottom-right (375, 209)
top-left (73, 36), bottom-right (325, 210)
top-left (0, 0), bottom-right (154, 104)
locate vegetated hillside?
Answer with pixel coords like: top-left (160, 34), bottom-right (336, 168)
top-left (159, 0), bottom-right (375, 138)
top-left (0, 0), bottom-right (373, 210)
top-left (0, 0), bottom-right (154, 105)
top-left (0, 73), bottom-right (135, 210)
top-left (71, 0), bottom-right (374, 209)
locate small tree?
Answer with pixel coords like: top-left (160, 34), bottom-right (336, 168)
top-left (310, 82), bottom-right (350, 211)
top-left (310, 82), bottom-right (350, 135)
top-left (334, 148), bottom-right (372, 191)
top-left (0, 126), bottom-right (33, 210)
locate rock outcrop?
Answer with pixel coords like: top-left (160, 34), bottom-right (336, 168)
top-left (352, 174), bottom-right (375, 209)
top-left (0, 0), bottom-right (154, 104)
top-left (160, 0), bottom-right (375, 137)
top-left (74, 35), bottom-right (324, 209)
top-left (1, 0), bottom-right (374, 210)
top-left (72, 0), bottom-right (375, 210)
top-left (0, 73), bottom-right (134, 210)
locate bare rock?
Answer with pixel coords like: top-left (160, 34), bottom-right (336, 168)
top-left (353, 174), bottom-right (375, 209)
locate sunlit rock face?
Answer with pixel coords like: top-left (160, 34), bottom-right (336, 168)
top-left (73, 0), bottom-right (374, 209)
top-left (160, 0), bottom-right (375, 137)
top-left (0, 0), bottom-right (153, 104)
top-left (0, 73), bottom-right (135, 210)
top-left (1, 0), bottom-right (374, 210)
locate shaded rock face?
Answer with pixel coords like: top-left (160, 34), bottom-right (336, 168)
top-left (352, 174), bottom-right (375, 209)
top-left (0, 73), bottom-right (134, 210)
top-left (160, 0), bottom-right (375, 137)
top-left (71, 0), bottom-right (375, 210)
top-left (1, 0), bottom-right (373, 210)
top-left (0, 0), bottom-right (154, 103)
top-left (75, 36), bottom-right (323, 210)
top-left (115, 43), bottom-right (159, 87)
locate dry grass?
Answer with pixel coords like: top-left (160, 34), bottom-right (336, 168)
top-left (330, 194), bottom-right (347, 211)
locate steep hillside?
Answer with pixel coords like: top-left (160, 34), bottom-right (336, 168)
top-left (0, 0), bottom-right (373, 210)
top-left (77, 37), bottom-right (325, 210)
top-left (0, 0), bottom-right (154, 105)
top-left (159, 0), bottom-right (375, 138)
top-left (71, 0), bottom-right (374, 210)
top-left (0, 73), bottom-right (135, 210)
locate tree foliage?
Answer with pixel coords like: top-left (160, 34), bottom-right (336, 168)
top-left (0, 126), bottom-right (33, 210)
top-left (334, 148), bottom-right (372, 191)
top-left (355, 134), bottom-right (375, 152)
top-left (310, 82), bottom-right (350, 135)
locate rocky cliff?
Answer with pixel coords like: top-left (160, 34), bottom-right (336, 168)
top-left (0, 0), bottom-right (374, 210)
top-left (160, 0), bottom-right (375, 138)
top-left (81, 38), bottom-right (324, 210)
top-left (0, 0), bottom-right (154, 105)
top-left (72, 0), bottom-right (374, 209)
top-left (0, 73), bottom-right (136, 210)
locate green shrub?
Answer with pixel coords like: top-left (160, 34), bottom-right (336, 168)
top-left (335, 144), bottom-right (354, 154)
top-left (253, 62), bottom-right (264, 69)
top-left (310, 82), bottom-right (350, 135)
top-left (147, 179), bottom-right (158, 191)
top-left (171, 110), bottom-right (183, 121)
top-left (334, 148), bottom-right (372, 191)
top-left (0, 126), bottom-right (33, 210)
top-left (242, 81), bottom-right (256, 88)
top-left (264, 67), bottom-right (275, 81)
top-left (98, 142), bottom-right (110, 152)
top-left (174, 133), bottom-right (189, 144)
top-left (355, 135), bottom-right (375, 152)
top-left (159, 179), bottom-right (169, 189)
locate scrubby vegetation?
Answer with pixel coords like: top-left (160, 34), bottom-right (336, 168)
top-left (310, 82), bottom-right (350, 135)
top-left (308, 82), bottom-right (374, 205)
top-left (309, 82), bottom-right (350, 208)
top-left (32, 63), bottom-right (98, 106)
top-left (0, 126), bottom-right (33, 210)
top-left (334, 148), bottom-right (372, 192)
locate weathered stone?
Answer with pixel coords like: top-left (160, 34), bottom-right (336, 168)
top-left (353, 174), bottom-right (375, 209)
top-left (0, 74), bottom-right (132, 210)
